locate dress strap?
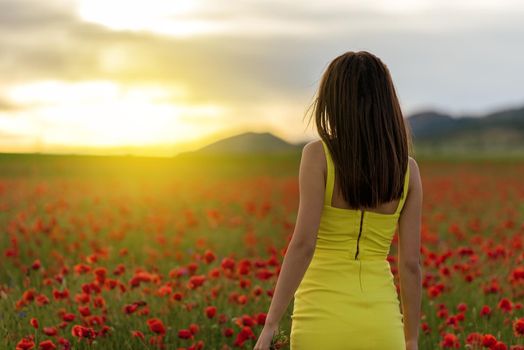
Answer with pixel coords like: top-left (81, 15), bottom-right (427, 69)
top-left (394, 160), bottom-right (410, 215)
top-left (320, 139), bottom-right (335, 206)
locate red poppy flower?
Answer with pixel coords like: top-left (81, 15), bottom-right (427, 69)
top-left (205, 306), bottom-right (217, 318)
top-left (189, 323), bottom-right (199, 335)
top-left (482, 334), bottom-right (497, 347)
top-left (62, 313), bottom-right (75, 322)
top-left (43, 327), bottom-right (57, 336)
top-left (498, 298), bottom-right (513, 313)
top-left (131, 330), bottom-right (145, 340)
top-left (203, 250), bottom-right (216, 264)
top-left (256, 269), bottom-right (274, 280)
top-left (52, 288), bottom-right (69, 300)
top-left (440, 333), bottom-right (460, 348)
top-left (178, 329), bottom-right (192, 339)
top-left (480, 305), bottom-right (491, 317)
top-left (78, 305), bottom-right (91, 317)
top-left (146, 318), bottom-right (166, 336)
top-left (71, 325), bottom-right (95, 339)
top-left (514, 318), bottom-right (524, 337)
top-left (29, 318), bottom-right (39, 329)
top-left (16, 337), bottom-right (35, 350)
top-left (38, 340), bottom-right (56, 350)
top-left (188, 275), bottom-right (206, 289)
top-left (221, 257), bottom-right (235, 271)
top-left (31, 259), bottom-right (41, 270)
top-left (233, 326), bottom-right (256, 347)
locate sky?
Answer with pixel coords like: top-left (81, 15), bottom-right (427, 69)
top-left (1, 0), bottom-right (523, 156)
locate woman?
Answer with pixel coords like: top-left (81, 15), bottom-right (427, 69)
top-left (253, 51), bottom-right (422, 350)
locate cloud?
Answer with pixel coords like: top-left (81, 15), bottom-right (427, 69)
top-left (0, 97), bottom-right (23, 111)
top-left (1, 0), bottom-right (523, 109)
top-left (0, 0), bottom-right (524, 151)
top-left (0, 0), bottom-right (310, 107)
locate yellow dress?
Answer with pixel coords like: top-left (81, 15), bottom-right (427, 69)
top-left (290, 139), bottom-right (409, 349)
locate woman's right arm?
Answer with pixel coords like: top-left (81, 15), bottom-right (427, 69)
top-left (398, 157), bottom-right (423, 349)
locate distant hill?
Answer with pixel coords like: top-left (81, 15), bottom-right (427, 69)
top-left (407, 105), bottom-right (524, 153)
top-left (407, 106), bottom-right (524, 138)
top-left (177, 104), bottom-right (524, 157)
top-left (177, 131), bottom-right (304, 156)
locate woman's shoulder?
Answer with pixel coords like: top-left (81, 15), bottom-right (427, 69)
top-left (407, 156), bottom-right (421, 195)
top-left (302, 139), bottom-right (325, 158)
top-left (408, 156), bottom-right (419, 176)
top-left (300, 139), bottom-right (329, 171)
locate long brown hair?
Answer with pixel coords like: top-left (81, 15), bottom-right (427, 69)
top-left (305, 50), bottom-right (413, 209)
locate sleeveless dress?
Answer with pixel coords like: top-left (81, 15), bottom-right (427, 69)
top-left (289, 139), bottom-right (409, 349)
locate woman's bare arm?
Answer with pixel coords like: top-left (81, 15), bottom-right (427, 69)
top-left (263, 140), bottom-right (325, 327)
top-left (397, 157), bottom-right (423, 347)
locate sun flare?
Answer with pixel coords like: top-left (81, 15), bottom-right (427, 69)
top-left (5, 80), bottom-right (226, 147)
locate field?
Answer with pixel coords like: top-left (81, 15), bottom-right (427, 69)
top-left (1, 153), bottom-right (524, 349)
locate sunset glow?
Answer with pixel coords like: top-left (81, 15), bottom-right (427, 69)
top-left (1, 0), bottom-right (523, 156)
top-left (4, 80), bottom-right (226, 147)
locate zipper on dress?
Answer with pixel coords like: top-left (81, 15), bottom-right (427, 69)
top-left (354, 210), bottom-right (365, 260)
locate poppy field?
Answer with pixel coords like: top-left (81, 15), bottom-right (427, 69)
top-left (1, 154), bottom-right (524, 349)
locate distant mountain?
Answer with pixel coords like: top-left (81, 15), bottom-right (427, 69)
top-left (178, 131), bottom-right (303, 156)
top-left (406, 111), bottom-right (459, 139)
top-left (407, 106), bottom-right (524, 152)
top-left (407, 106), bottom-right (524, 138)
top-left (177, 105), bottom-right (524, 157)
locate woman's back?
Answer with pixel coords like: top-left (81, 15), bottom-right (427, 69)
top-left (289, 139), bottom-right (410, 349)
top-left (316, 138), bottom-right (410, 261)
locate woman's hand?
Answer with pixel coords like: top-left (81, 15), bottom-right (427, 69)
top-left (253, 323), bottom-right (278, 350)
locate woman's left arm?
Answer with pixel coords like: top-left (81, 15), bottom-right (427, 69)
top-left (253, 141), bottom-right (325, 349)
